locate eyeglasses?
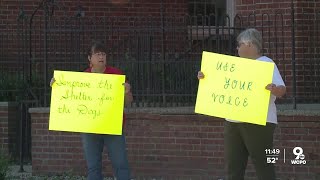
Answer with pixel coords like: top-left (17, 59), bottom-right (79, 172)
top-left (93, 52), bottom-right (107, 57)
top-left (237, 42), bottom-right (246, 48)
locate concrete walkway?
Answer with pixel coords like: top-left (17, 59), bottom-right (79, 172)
top-left (7, 165), bottom-right (32, 179)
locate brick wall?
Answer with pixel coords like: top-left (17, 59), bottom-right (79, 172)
top-left (0, 0), bottom-right (189, 99)
top-left (0, 0), bottom-right (187, 22)
top-left (293, 1), bottom-right (320, 103)
top-left (235, 0), bottom-right (293, 98)
top-left (30, 107), bottom-right (320, 180)
top-left (0, 0), bottom-right (188, 63)
top-left (235, 0), bottom-right (320, 102)
top-left (0, 0), bottom-right (187, 57)
top-left (0, 102), bottom-right (19, 158)
top-left (1, 0), bottom-right (320, 103)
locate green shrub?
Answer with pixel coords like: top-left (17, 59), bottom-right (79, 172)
top-left (0, 71), bottom-right (44, 102)
top-left (0, 150), bottom-right (10, 180)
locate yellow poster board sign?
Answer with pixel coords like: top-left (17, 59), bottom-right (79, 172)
top-left (49, 70), bottom-right (125, 135)
top-left (195, 51), bottom-right (274, 125)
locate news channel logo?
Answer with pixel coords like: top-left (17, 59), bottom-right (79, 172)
top-left (291, 147), bottom-right (307, 165)
top-left (265, 147), bottom-right (307, 165)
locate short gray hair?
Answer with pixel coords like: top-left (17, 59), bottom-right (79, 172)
top-left (237, 28), bottom-right (262, 53)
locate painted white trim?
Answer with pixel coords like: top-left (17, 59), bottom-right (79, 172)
top-left (28, 105), bottom-right (320, 116)
top-left (226, 0), bottom-right (236, 26)
top-left (0, 102), bottom-right (18, 107)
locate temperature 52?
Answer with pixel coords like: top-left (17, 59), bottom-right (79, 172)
top-left (265, 149), bottom-right (280, 164)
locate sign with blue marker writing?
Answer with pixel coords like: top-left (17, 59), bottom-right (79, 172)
top-left (49, 70), bottom-right (125, 135)
top-left (195, 51), bottom-right (274, 125)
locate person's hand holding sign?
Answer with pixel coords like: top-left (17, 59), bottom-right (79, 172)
top-left (197, 71), bottom-right (205, 79)
top-left (123, 82), bottom-right (131, 94)
top-left (265, 83), bottom-right (286, 97)
top-left (265, 83), bottom-right (276, 91)
top-left (123, 82), bottom-right (133, 105)
top-left (50, 78), bottom-right (55, 87)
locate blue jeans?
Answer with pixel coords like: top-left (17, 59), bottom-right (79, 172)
top-left (82, 133), bottom-right (131, 180)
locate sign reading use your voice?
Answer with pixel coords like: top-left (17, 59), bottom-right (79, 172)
top-left (195, 51), bottom-right (274, 125)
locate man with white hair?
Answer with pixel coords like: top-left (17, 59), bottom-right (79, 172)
top-left (198, 28), bottom-right (286, 180)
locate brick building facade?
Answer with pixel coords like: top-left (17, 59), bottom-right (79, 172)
top-left (0, 0), bottom-right (319, 103)
top-left (0, 0), bottom-right (320, 179)
top-left (29, 108), bottom-right (320, 179)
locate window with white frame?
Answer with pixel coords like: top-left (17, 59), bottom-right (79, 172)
top-left (188, 0), bottom-right (235, 26)
top-left (187, 0), bottom-right (236, 55)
